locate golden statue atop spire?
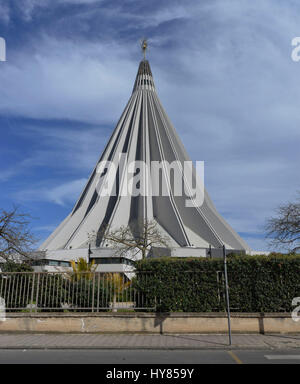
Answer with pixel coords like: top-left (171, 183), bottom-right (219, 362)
top-left (140, 38), bottom-right (148, 60)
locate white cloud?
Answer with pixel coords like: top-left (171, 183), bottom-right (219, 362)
top-left (242, 236), bottom-right (271, 253)
top-left (0, 3), bottom-right (10, 24)
top-left (0, 37), bottom-right (135, 123)
top-left (34, 225), bottom-right (58, 232)
top-left (13, 0), bottom-right (103, 21)
top-left (17, 178), bottom-right (87, 206)
top-left (62, 0), bottom-right (102, 3)
top-left (21, 124), bottom-right (109, 172)
top-left (129, 5), bottom-right (191, 28)
top-left (0, 168), bottom-right (17, 181)
top-left (0, 123), bottom-right (107, 184)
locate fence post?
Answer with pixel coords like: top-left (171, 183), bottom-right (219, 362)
top-left (92, 273), bottom-right (95, 313)
top-left (223, 245), bottom-right (232, 346)
top-left (35, 273), bottom-right (40, 313)
top-left (30, 273), bottom-right (36, 314)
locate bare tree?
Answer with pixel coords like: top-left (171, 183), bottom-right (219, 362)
top-left (265, 193), bottom-right (300, 253)
top-left (0, 207), bottom-right (36, 263)
top-left (89, 219), bottom-right (170, 259)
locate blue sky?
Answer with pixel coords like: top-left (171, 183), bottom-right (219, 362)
top-left (0, 0), bottom-right (299, 251)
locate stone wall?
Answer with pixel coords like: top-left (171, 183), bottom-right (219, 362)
top-left (0, 312), bottom-right (299, 334)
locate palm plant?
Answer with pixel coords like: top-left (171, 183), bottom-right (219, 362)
top-left (107, 273), bottom-right (131, 312)
top-left (70, 257), bottom-right (96, 281)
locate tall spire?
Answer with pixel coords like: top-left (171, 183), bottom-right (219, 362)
top-left (40, 50), bottom-right (251, 255)
top-left (132, 39), bottom-right (155, 93)
top-left (132, 59), bottom-right (155, 92)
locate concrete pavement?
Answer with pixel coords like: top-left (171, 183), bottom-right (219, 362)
top-left (0, 333), bottom-right (300, 350)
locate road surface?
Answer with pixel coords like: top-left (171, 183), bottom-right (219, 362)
top-left (0, 349), bottom-right (299, 364)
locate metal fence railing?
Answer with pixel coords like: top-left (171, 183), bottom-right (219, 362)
top-left (1, 267), bottom-right (296, 315)
top-left (0, 271), bottom-right (155, 312)
top-left (0, 270), bottom-right (231, 313)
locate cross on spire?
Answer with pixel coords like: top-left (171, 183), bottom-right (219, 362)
top-left (141, 38), bottom-right (148, 60)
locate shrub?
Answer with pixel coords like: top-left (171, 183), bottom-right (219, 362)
top-left (0, 261), bottom-right (33, 272)
top-left (134, 254), bottom-right (300, 312)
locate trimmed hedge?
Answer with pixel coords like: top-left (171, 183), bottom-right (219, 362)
top-left (134, 254), bottom-right (300, 312)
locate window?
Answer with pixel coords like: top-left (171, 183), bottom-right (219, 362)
top-left (91, 258), bottom-right (135, 266)
top-left (32, 259), bottom-right (71, 267)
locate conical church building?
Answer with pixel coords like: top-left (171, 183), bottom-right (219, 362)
top-left (38, 51), bottom-right (251, 271)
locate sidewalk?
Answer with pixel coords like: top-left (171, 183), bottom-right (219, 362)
top-left (0, 333), bottom-right (299, 350)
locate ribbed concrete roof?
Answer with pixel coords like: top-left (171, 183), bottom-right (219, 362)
top-left (132, 59), bottom-right (155, 93)
top-left (40, 59), bottom-right (251, 253)
top-left (137, 60), bottom-right (153, 76)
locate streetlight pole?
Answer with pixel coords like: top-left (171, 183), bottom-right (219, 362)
top-left (223, 245), bottom-right (232, 346)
